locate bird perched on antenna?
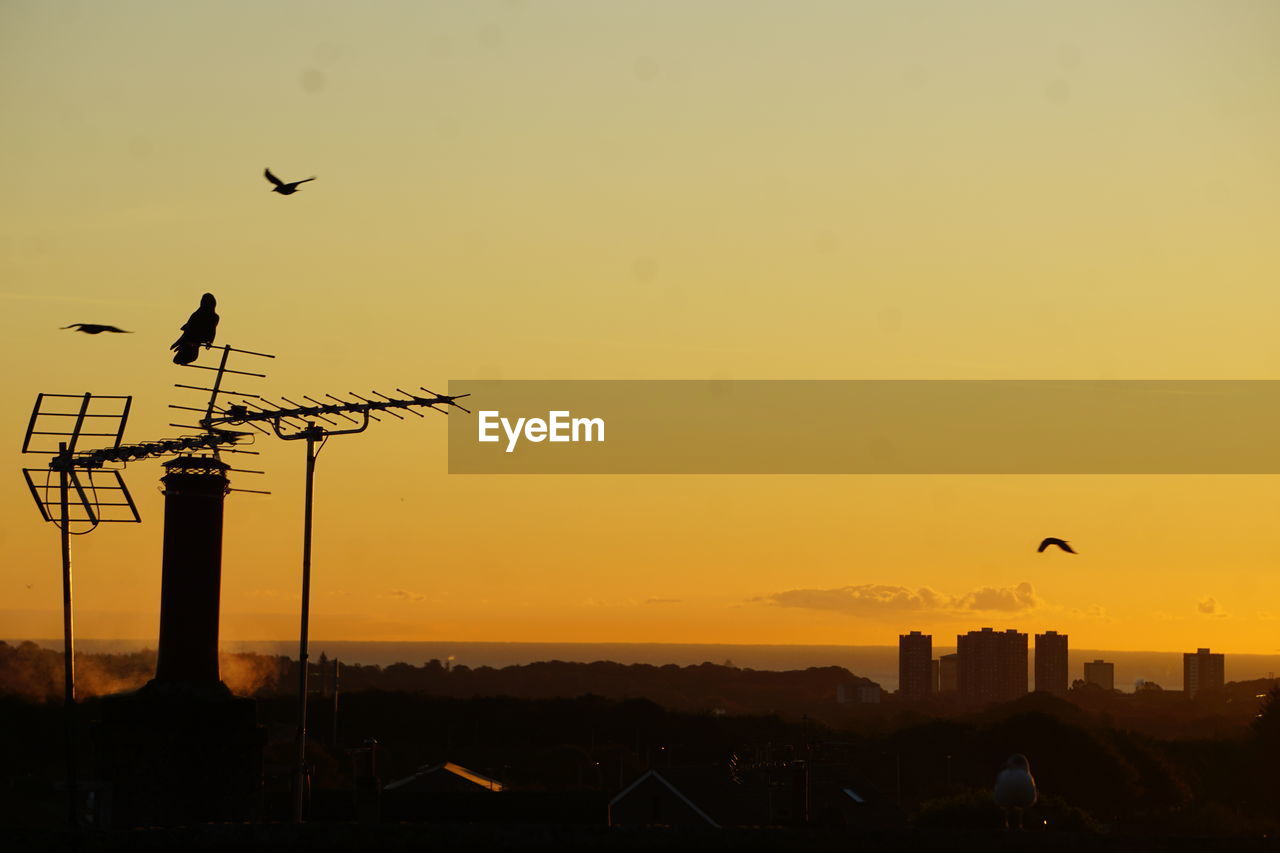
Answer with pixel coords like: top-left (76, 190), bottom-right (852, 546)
top-left (62, 323), bottom-right (131, 335)
top-left (264, 167), bottom-right (316, 195)
top-left (171, 293), bottom-right (219, 365)
top-left (1037, 537), bottom-right (1076, 554)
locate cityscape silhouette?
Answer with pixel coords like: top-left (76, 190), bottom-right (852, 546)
top-left (3, 1), bottom-right (1279, 850)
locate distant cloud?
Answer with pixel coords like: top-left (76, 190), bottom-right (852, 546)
top-left (644, 597), bottom-right (681, 606)
top-left (963, 582), bottom-right (1039, 612)
top-left (1197, 596), bottom-right (1228, 618)
top-left (768, 585), bottom-right (941, 613)
top-left (766, 581), bottom-right (1040, 616)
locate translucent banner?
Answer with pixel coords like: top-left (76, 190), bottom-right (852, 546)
top-left (446, 380), bottom-right (1280, 474)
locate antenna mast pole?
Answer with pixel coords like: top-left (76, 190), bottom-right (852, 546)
top-left (293, 423), bottom-right (322, 824)
top-left (283, 416), bottom-right (365, 824)
top-left (53, 390), bottom-right (94, 828)
top-left (57, 441), bottom-right (77, 828)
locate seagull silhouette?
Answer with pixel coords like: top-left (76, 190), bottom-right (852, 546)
top-left (62, 324), bottom-right (131, 335)
top-left (1037, 537), bottom-right (1076, 554)
top-left (171, 293), bottom-right (219, 365)
top-left (265, 167), bottom-right (316, 195)
top-left (994, 753), bottom-right (1037, 830)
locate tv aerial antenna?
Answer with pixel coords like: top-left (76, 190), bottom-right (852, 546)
top-left (23, 339), bottom-right (467, 825)
top-left (19, 389), bottom-right (256, 827)
top-left (205, 388), bottom-right (469, 823)
top-left (184, 358), bottom-right (471, 823)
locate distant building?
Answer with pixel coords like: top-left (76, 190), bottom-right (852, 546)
top-left (956, 628), bottom-right (1027, 705)
top-left (1083, 659), bottom-right (1114, 691)
top-left (1033, 631), bottom-right (1069, 696)
top-left (938, 653), bottom-right (959, 692)
top-left (898, 631), bottom-right (933, 699)
top-left (1183, 647), bottom-right (1225, 697)
top-left (930, 659), bottom-right (940, 694)
top-left (836, 683), bottom-right (883, 705)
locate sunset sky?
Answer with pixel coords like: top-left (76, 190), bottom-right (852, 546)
top-left (3, 1), bottom-right (1279, 655)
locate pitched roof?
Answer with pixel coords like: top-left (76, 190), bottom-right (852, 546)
top-left (610, 766), bottom-right (774, 827)
top-left (384, 761), bottom-right (504, 792)
top-left (609, 770), bottom-right (721, 827)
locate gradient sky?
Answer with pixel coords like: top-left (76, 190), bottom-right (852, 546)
top-left (3, 1), bottom-right (1279, 655)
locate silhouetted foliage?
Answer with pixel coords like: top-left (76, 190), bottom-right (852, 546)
top-left (914, 788), bottom-right (1099, 833)
top-left (3, 642), bottom-right (1278, 838)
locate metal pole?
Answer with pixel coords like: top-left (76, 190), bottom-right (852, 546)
top-left (331, 659), bottom-right (340, 748)
top-left (292, 426), bottom-right (318, 823)
top-left (204, 345), bottom-right (232, 423)
top-left (58, 443), bottom-right (77, 827)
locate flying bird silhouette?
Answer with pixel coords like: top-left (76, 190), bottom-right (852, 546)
top-left (170, 293), bottom-right (219, 365)
top-left (264, 167), bottom-right (316, 195)
top-left (62, 324), bottom-right (131, 335)
top-left (1037, 537), bottom-right (1076, 554)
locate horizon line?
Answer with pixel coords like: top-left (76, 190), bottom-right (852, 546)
top-left (8, 637), bottom-right (1280, 659)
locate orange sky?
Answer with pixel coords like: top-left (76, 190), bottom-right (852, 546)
top-left (2, 1), bottom-right (1279, 655)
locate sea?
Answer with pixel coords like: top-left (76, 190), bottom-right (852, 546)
top-left (12, 638), bottom-right (1280, 694)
